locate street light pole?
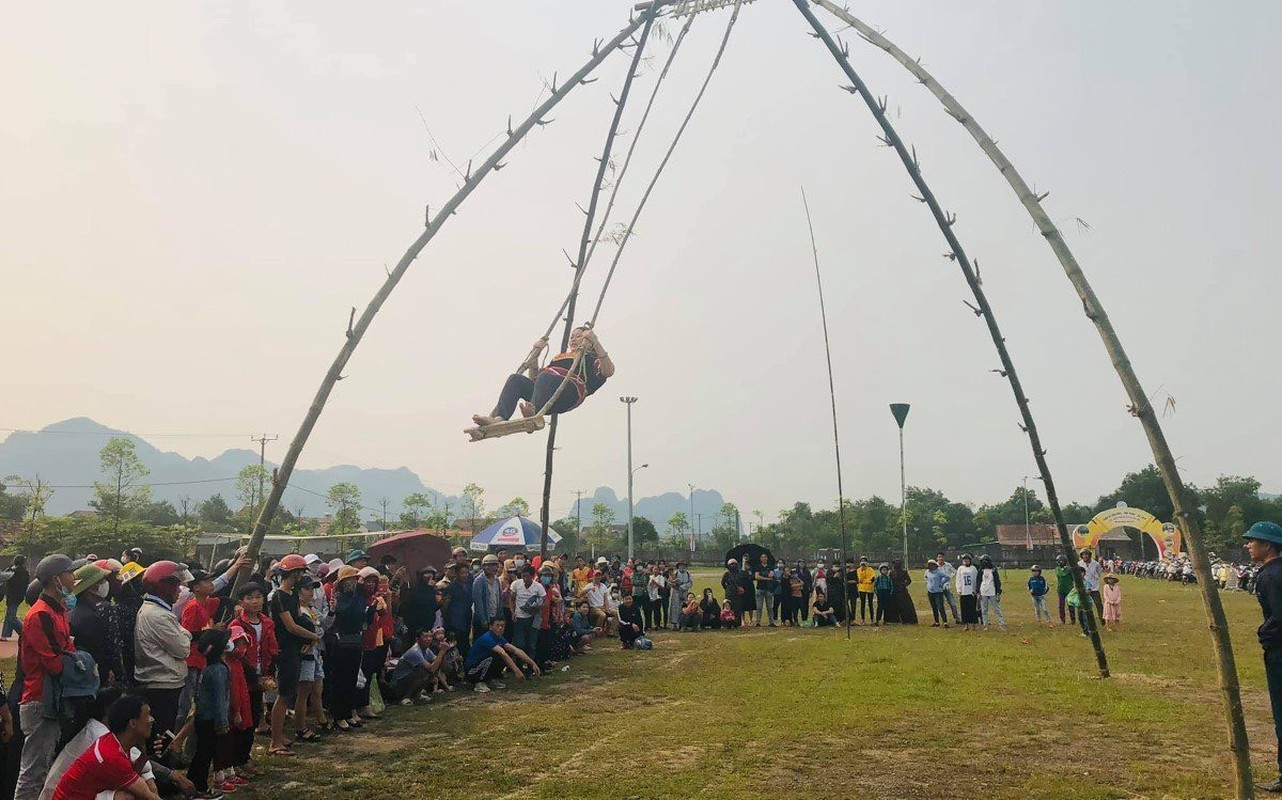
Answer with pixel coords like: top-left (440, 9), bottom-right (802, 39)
top-left (621, 396), bottom-right (638, 560)
top-left (687, 483), bottom-right (696, 549)
top-left (890, 404), bottom-right (911, 561)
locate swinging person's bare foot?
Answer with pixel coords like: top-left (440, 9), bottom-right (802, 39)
top-left (519, 401), bottom-right (536, 418)
top-left (472, 414), bottom-right (504, 427)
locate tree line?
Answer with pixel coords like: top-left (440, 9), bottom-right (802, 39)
top-left (0, 438), bottom-right (1276, 560)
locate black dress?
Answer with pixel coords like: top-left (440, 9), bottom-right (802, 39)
top-left (890, 567), bottom-right (919, 625)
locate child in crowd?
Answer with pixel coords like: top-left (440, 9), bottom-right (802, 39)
top-left (1028, 565), bottom-right (1053, 626)
top-left (1102, 574), bottom-right (1123, 630)
top-left (191, 629), bottom-right (235, 795)
top-left (955, 554), bottom-right (980, 631)
top-left (294, 578), bottom-right (326, 741)
top-left (228, 583), bottom-right (276, 774)
top-left (719, 600), bottom-right (737, 629)
top-left (977, 555), bottom-right (1005, 631)
top-left (1067, 566), bottom-right (1090, 637)
top-left (924, 560), bottom-right (949, 627)
top-left (440, 630), bottom-right (465, 683)
top-left (873, 564), bottom-right (894, 625)
top-left (432, 628), bottom-right (458, 692)
top-left (227, 628), bottom-right (256, 784)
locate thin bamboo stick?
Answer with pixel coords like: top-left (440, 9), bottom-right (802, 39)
top-left (790, 0), bottom-right (1111, 675)
top-left (233, 13), bottom-right (652, 589)
top-left (538, 7), bottom-right (660, 562)
top-left (813, 2), bottom-right (1251, 793)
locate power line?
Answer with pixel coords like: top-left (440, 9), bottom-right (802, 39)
top-left (0, 427), bottom-right (274, 439)
top-left (17, 477), bottom-right (237, 490)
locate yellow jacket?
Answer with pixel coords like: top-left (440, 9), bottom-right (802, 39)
top-left (856, 565), bottom-right (877, 593)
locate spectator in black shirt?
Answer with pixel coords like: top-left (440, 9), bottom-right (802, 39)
top-left (1, 556), bottom-right (28, 640)
top-left (1247, 521), bottom-right (1282, 793)
top-left (267, 555), bottom-right (320, 756)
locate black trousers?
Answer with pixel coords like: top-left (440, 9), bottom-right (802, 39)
top-left (800, 593), bottom-right (811, 621)
top-left (492, 372), bottom-right (579, 419)
top-left (465, 656), bottom-right (505, 685)
top-left (1267, 647), bottom-right (1282, 778)
top-left (328, 645), bottom-right (362, 722)
top-left (235, 688), bottom-right (263, 765)
top-left (637, 595), bottom-right (654, 629)
top-left (190, 719), bottom-right (219, 791)
top-left (357, 645), bottom-right (387, 709)
top-left (145, 687), bottom-right (182, 758)
top-left (928, 592), bottom-right (947, 624)
top-left (875, 592), bottom-right (893, 624)
top-left (655, 594), bottom-right (669, 627)
top-left (858, 591), bottom-right (874, 622)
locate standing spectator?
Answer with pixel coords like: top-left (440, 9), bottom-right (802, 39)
top-left (1, 556), bottom-right (29, 641)
top-left (1078, 549), bottom-right (1105, 622)
top-left (1244, 521), bottom-right (1282, 793)
top-left (328, 566), bottom-right (368, 732)
top-left (189, 629), bottom-right (233, 795)
top-left (872, 564), bottom-right (894, 625)
top-left (670, 562), bottom-right (693, 631)
top-left (934, 552), bottom-right (960, 624)
top-left (400, 566), bottom-right (439, 642)
top-left (955, 554), bottom-right (980, 631)
top-left (133, 561), bottom-right (192, 759)
top-left (471, 555), bottom-right (503, 642)
top-left (224, 628), bottom-right (256, 783)
top-left (924, 561), bottom-right (949, 627)
top-left (293, 578), bottom-right (325, 742)
top-left (1055, 554), bottom-right (1075, 625)
top-left (356, 568), bottom-right (391, 723)
top-left (655, 568), bottom-right (671, 630)
top-left (172, 569), bottom-right (217, 755)
top-left (812, 561), bottom-right (828, 599)
top-left (720, 560), bottom-right (746, 627)
top-left (855, 558), bottom-right (876, 625)
top-left (1028, 565), bottom-right (1053, 625)
top-left (1102, 575), bottom-right (1123, 631)
top-left (509, 566), bottom-right (545, 659)
top-left (14, 555), bottom-right (77, 800)
top-left (1066, 570), bottom-right (1090, 637)
top-left (68, 564), bottom-right (118, 684)
top-left (228, 582), bottom-right (277, 765)
top-left (268, 554), bottom-right (321, 756)
top-left (570, 557), bottom-right (592, 596)
top-left (442, 564), bottom-right (473, 653)
top-left (752, 554), bottom-right (776, 627)
top-left (112, 563), bottom-right (146, 686)
top-left (977, 555), bottom-right (1005, 631)
top-left (889, 559), bottom-right (919, 625)
top-left (796, 561), bottom-right (813, 624)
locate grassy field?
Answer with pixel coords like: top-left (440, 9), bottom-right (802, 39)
top-left (237, 569), bottom-right (1278, 800)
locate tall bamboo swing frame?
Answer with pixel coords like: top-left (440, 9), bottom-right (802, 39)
top-left (234, 2), bottom-right (1251, 793)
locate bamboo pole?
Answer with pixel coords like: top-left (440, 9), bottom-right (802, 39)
top-left (538, 7), bottom-right (660, 562)
top-left (790, 0), bottom-right (1112, 676)
top-left (233, 14), bottom-right (652, 590)
top-left (812, 2), bottom-right (1252, 793)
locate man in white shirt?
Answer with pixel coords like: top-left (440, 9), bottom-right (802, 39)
top-left (1078, 548), bottom-right (1105, 622)
top-left (510, 565), bottom-right (545, 659)
top-left (580, 571), bottom-right (616, 634)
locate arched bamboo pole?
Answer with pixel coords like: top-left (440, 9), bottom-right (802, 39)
top-left (538, 7), bottom-right (661, 561)
top-left (812, 2), bottom-right (1251, 794)
top-left (233, 13), bottom-right (654, 589)
top-left (789, 0), bottom-right (1111, 675)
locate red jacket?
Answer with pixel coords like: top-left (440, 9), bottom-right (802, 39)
top-left (362, 594), bottom-right (392, 651)
top-left (180, 597), bottom-right (217, 671)
top-left (229, 612), bottom-right (279, 684)
top-left (20, 595), bottom-right (76, 704)
top-left (228, 655), bottom-right (254, 731)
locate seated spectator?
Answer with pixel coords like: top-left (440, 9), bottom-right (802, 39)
top-left (579, 571), bottom-right (617, 635)
top-left (386, 629), bottom-right (438, 706)
top-left (617, 593), bottom-right (645, 649)
top-left (719, 600), bottom-right (737, 629)
top-left (49, 693), bottom-right (159, 800)
top-left (699, 589), bottom-right (720, 629)
top-left (570, 600), bottom-right (601, 653)
top-left (678, 592), bottom-right (700, 631)
top-left (463, 618), bottom-right (540, 694)
top-left (812, 590), bottom-right (837, 627)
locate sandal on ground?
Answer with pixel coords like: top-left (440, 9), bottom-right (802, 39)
top-left (294, 730), bottom-right (321, 742)
top-left (335, 720), bottom-right (352, 732)
top-left (268, 746), bottom-right (294, 756)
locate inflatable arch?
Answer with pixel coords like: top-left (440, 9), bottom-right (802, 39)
top-left (1072, 504), bottom-right (1182, 559)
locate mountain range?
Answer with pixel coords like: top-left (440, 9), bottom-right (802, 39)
top-left (0, 418), bottom-right (731, 529)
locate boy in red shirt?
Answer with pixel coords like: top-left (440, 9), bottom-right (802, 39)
top-left (172, 569), bottom-right (217, 754)
top-left (51, 694), bottom-right (159, 800)
top-left (228, 583), bottom-right (278, 758)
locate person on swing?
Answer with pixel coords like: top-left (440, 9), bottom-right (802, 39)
top-left (472, 326), bottom-right (615, 427)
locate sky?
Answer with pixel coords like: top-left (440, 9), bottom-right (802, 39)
top-left (2, 0), bottom-right (1279, 521)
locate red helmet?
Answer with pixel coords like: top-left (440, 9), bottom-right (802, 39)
top-left (278, 554), bottom-right (308, 573)
top-left (142, 561), bottom-right (194, 589)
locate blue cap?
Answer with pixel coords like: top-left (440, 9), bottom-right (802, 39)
top-left (1243, 521), bottom-right (1282, 546)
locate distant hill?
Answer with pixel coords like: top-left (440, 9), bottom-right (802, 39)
top-left (0, 419), bottom-right (728, 528)
top-left (563, 486), bottom-right (738, 536)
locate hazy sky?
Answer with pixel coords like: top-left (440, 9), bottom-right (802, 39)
top-left (3, 1), bottom-right (1279, 520)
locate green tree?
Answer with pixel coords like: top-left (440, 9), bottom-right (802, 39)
top-left (235, 464), bottom-right (271, 513)
top-left (198, 494), bottom-right (235, 532)
top-left (666, 511), bottom-right (690, 537)
top-left (327, 482), bottom-right (363, 535)
top-left (498, 497), bottom-right (530, 518)
top-left (1094, 464), bottom-right (1194, 522)
top-left (138, 500), bottom-right (179, 527)
top-left (632, 516), bottom-right (658, 549)
top-left (584, 502), bottom-right (617, 555)
top-left (92, 437), bottom-right (151, 533)
top-left (3, 474), bottom-right (52, 533)
top-left (462, 483), bottom-right (486, 532)
top-left (399, 492), bottom-right (435, 529)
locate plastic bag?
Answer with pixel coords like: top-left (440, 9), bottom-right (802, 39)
top-left (369, 673), bottom-right (385, 715)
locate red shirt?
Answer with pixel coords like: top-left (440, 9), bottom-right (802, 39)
top-left (51, 731), bottom-right (139, 800)
top-left (20, 595), bottom-right (75, 704)
top-left (180, 597), bottom-right (218, 670)
top-left (228, 654), bottom-right (253, 731)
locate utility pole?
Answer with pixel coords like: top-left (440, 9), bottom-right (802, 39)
top-left (380, 497), bottom-right (389, 531)
top-left (621, 396), bottom-right (638, 560)
top-left (687, 483), bottom-right (697, 549)
top-left (890, 404), bottom-right (911, 561)
top-left (250, 433), bottom-right (279, 510)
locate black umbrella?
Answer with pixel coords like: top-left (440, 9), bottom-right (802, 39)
top-left (725, 543), bottom-right (775, 569)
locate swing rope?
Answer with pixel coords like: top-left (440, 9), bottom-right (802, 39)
top-left (522, 13), bottom-right (699, 372)
top-left (532, 0), bottom-right (744, 419)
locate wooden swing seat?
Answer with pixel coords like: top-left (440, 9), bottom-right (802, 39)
top-left (465, 415), bottom-right (547, 442)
